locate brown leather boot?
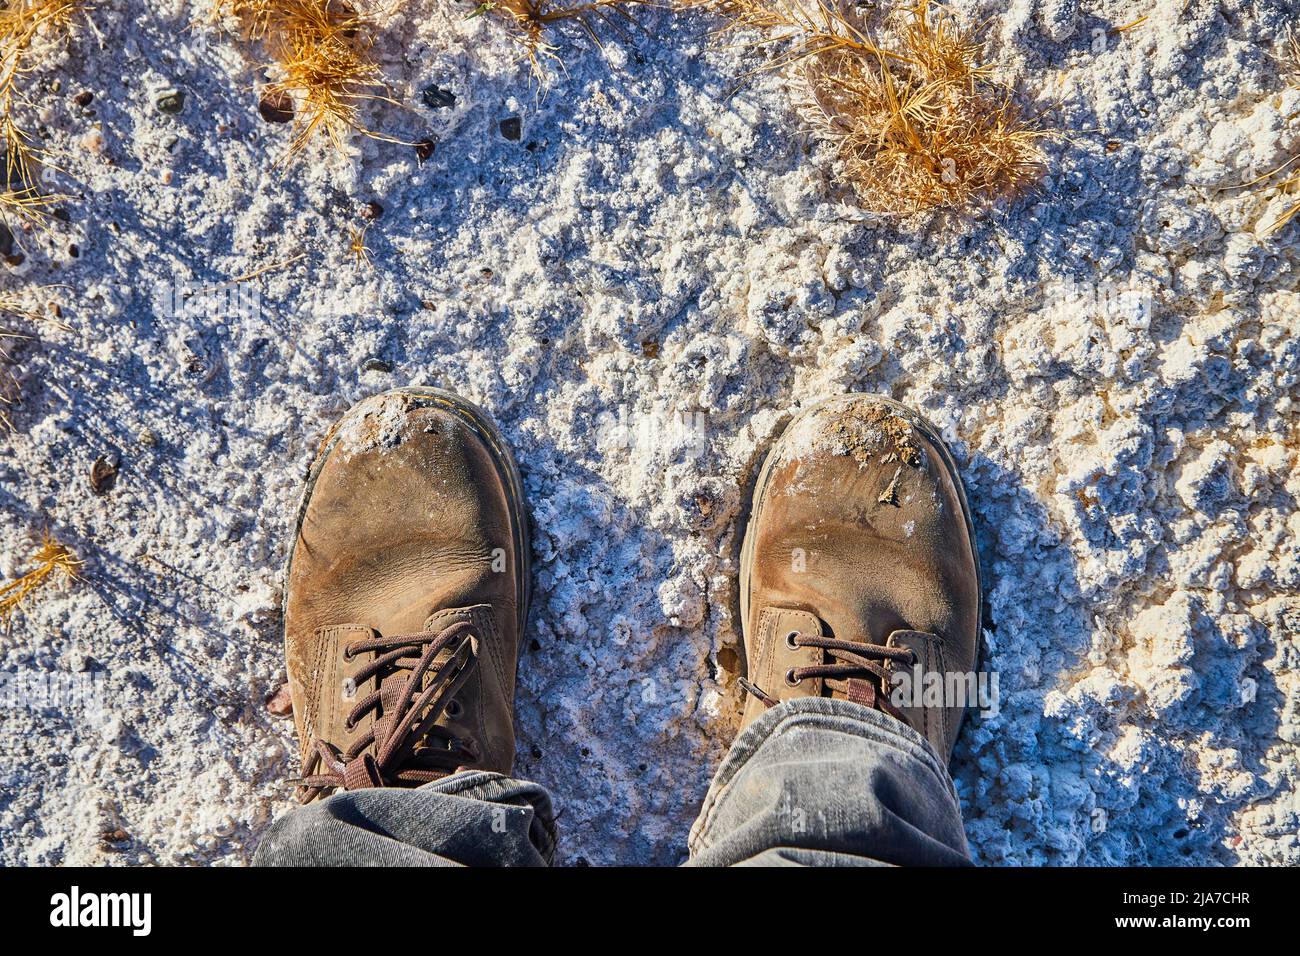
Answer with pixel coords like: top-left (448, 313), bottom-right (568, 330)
top-left (282, 386), bottom-right (530, 801)
top-left (738, 394), bottom-right (981, 760)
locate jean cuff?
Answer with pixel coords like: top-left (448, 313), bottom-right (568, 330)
top-left (419, 769), bottom-right (559, 862)
top-left (689, 696), bottom-right (960, 854)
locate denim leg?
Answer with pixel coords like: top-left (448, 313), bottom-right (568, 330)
top-left (253, 770), bottom-right (557, 866)
top-left (686, 697), bottom-right (971, 866)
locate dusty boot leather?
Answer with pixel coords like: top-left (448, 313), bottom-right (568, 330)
top-left (738, 394), bottom-right (982, 760)
top-left (282, 387), bottom-right (530, 801)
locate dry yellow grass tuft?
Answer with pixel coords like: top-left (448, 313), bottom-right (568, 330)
top-left (488, 0), bottom-right (647, 78)
top-left (697, 0), bottom-right (1049, 216)
top-left (217, 0), bottom-right (395, 160)
top-left (0, 0), bottom-right (88, 228)
top-left (347, 219), bottom-right (372, 267)
top-left (217, 1), bottom-right (650, 157)
top-left (0, 531), bottom-right (82, 624)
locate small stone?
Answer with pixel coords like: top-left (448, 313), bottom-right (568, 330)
top-left (4, 253), bottom-right (24, 268)
top-left (98, 827), bottom-right (130, 852)
top-left (361, 357), bottom-right (393, 373)
top-left (138, 428), bottom-right (158, 448)
top-left (74, 90), bottom-right (93, 108)
top-left (421, 85), bottom-right (456, 109)
top-left (156, 89), bottom-right (185, 115)
top-left (0, 223), bottom-right (13, 258)
top-left (641, 339), bottom-right (660, 358)
top-left (359, 200), bottom-right (384, 221)
top-left (258, 88), bottom-right (294, 124)
top-left (265, 684), bottom-right (293, 717)
top-left (480, 267), bottom-right (494, 279)
top-left (414, 137), bottom-right (436, 163)
top-left (89, 452), bottom-right (120, 496)
top-left (79, 129), bottom-right (104, 154)
top-left (499, 116), bottom-right (522, 141)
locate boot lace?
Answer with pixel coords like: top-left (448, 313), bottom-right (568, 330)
top-left (741, 630), bottom-right (918, 721)
top-left (296, 619), bottom-right (480, 802)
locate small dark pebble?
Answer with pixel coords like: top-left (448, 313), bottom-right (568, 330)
top-left (258, 88), bottom-right (294, 124)
top-left (530, 746), bottom-right (543, 759)
top-left (525, 140), bottom-right (540, 152)
top-left (0, 223), bottom-right (12, 258)
top-left (99, 828), bottom-right (130, 851)
top-left (414, 137), bottom-right (436, 163)
top-left (74, 90), bottom-right (94, 108)
top-left (499, 117), bottom-right (522, 141)
top-left (359, 200), bottom-right (383, 221)
top-left (4, 253), bottom-right (24, 268)
top-left (156, 89), bottom-right (185, 115)
top-left (361, 358), bottom-right (393, 373)
top-left (69, 244), bottom-right (79, 258)
top-left (641, 339), bottom-right (660, 358)
top-left (421, 85), bottom-right (456, 109)
top-left (52, 208), bottom-right (70, 222)
top-left (480, 267), bottom-right (493, 279)
top-left (90, 453), bottom-right (120, 496)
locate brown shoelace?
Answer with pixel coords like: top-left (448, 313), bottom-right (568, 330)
top-left (296, 619), bottom-right (480, 802)
top-left (742, 629), bottom-right (918, 721)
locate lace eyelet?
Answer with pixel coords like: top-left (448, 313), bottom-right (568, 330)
top-left (784, 668), bottom-right (802, 687)
top-left (446, 698), bottom-right (463, 719)
top-left (785, 630), bottom-right (800, 650)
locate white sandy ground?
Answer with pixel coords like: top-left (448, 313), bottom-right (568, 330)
top-left (0, 0), bottom-right (1298, 865)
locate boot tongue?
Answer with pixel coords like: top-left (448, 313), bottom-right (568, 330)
top-left (834, 675), bottom-right (885, 709)
top-left (808, 618), bottom-right (923, 734)
top-left (422, 605), bottom-right (480, 632)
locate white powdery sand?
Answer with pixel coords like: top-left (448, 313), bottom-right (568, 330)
top-left (0, 0), bottom-right (1297, 865)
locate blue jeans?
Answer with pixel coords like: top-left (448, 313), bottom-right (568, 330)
top-left (253, 698), bottom-right (971, 866)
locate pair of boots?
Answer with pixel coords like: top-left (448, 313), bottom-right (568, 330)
top-left (280, 387), bottom-right (980, 814)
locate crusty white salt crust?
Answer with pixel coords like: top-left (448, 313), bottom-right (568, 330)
top-left (0, 0), bottom-right (1297, 865)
